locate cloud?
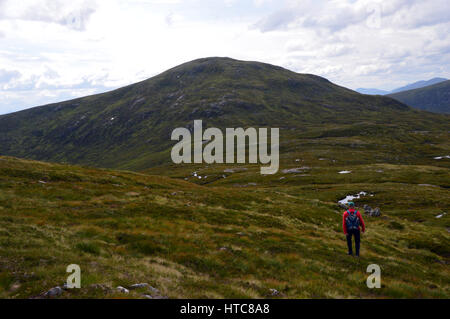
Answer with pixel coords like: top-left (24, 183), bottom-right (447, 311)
top-left (252, 9), bottom-right (296, 32)
top-left (0, 67), bottom-right (116, 114)
top-left (252, 0), bottom-right (450, 33)
top-left (0, 69), bottom-right (21, 84)
top-left (252, 0), bottom-right (370, 33)
top-left (0, 0), bottom-right (97, 30)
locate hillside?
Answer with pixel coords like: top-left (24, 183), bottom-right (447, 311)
top-left (388, 80), bottom-right (450, 114)
top-left (0, 155), bottom-right (448, 298)
top-left (390, 78), bottom-right (448, 94)
top-left (1, 57), bottom-right (448, 171)
top-left (356, 78), bottom-right (448, 96)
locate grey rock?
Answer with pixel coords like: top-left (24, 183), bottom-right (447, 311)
top-left (363, 205), bottom-right (381, 217)
top-left (152, 295), bottom-right (169, 299)
top-left (116, 286), bottom-right (129, 294)
top-left (148, 286), bottom-right (160, 295)
top-left (281, 167), bottom-right (310, 174)
top-left (44, 286), bottom-right (63, 298)
top-left (371, 207), bottom-right (381, 217)
top-left (269, 288), bottom-right (280, 296)
top-left (130, 283), bottom-right (150, 290)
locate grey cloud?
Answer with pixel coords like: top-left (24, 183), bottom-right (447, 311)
top-left (252, 1), bottom-right (367, 33)
top-left (253, 0), bottom-right (450, 33)
top-left (0, 86), bottom-right (110, 115)
top-left (1, 67), bottom-right (112, 93)
top-left (0, 0), bottom-right (97, 31)
top-left (165, 12), bottom-right (174, 26)
top-left (251, 9), bottom-right (296, 32)
top-left (390, 0), bottom-right (450, 29)
top-left (0, 71), bottom-right (116, 115)
top-left (0, 69), bottom-right (21, 83)
top-left (57, 6), bottom-right (96, 31)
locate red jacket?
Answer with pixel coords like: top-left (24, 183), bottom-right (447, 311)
top-left (343, 209), bottom-right (365, 234)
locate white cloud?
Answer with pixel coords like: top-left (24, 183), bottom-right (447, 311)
top-left (0, 0), bottom-right (97, 30)
top-left (0, 0), bottom-right (449, 114)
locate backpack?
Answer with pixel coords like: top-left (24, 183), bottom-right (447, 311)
top-left (346, 210), bottom-right (360, 231)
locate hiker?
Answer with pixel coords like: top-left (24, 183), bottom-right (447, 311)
top-left (343, 202), bottom-right (365, 257)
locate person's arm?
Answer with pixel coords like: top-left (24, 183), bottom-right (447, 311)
top-left (358, 212), bottom-right (365, 232)
top-left (343, 212), bottom-right (348, 235)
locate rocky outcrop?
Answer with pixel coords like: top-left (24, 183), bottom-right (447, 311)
top-left (363, 205), bottom-right (381, 217)
top-left (37, 282), bottom-right (167, 299)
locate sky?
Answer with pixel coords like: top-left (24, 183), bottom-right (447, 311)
top-left (0, 0), bottom-right (449, 114)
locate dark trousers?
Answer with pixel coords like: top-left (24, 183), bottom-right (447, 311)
top-left (346, 229), bottom-right (360, 256)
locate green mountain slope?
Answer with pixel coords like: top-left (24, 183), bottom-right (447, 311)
top-left (0, 156), bottom-right (448, 298)
top-left (1, 57), bottom-right (448, 171)
top-left (388, 80), bottom-right (450, 114)
top-left (390, 77), bottom-right (448, 94)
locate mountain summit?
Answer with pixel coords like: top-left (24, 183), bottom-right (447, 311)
top-left (0, 57), bottom-right (446, 170)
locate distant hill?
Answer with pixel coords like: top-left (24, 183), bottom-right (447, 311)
top-left (0, 57), bottom-right (448, 170)
top-left (388, 80), bottom-right (450, 114)
top-left (390, 77), bottom-right (448, 94)
top-left (356, 88), bottom-right (389, 95)
top-left (357, 77), bottom-right (448, 96)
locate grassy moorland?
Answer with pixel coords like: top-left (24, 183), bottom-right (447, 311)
top-left (0, 154), bottom-right (448, 299)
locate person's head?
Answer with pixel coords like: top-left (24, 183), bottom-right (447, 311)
top-left (348, 201), bottom-right (355, 208)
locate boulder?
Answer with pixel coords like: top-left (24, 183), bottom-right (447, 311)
top-left (364, 205), bottom-right (381, 217)
top-left (116, 286), bottom-right (129, 294)
top-left (371, 207), bottom-right (381, 217)
top-left (363, 204), bottom-right (372, 214)
top-left (148, 286), bottom-right (160, 295)
top-left (44, 286), bottom-right (63, 298)
top-left (363, 205), bottom-right (381, 217)
top-left (129, 283), bottom-right (150, 290)
top-left (269, 288), bottom-right (280, 296)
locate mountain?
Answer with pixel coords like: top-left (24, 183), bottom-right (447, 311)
top-left (390, 77), bottom-right (448, 94)
top-left (388, 80), bottom-right (450, 114)
top-left (355, 88), bottom-right (389, 95)
top-left (0, 57), bottom-right (448, 171)
top-left (356, 78), bottom-right (448, 96)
